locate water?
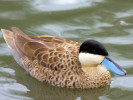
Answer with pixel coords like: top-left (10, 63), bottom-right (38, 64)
top-left (0, 0), bottom-right (133, 100)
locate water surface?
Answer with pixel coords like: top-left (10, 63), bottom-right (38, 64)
top-left (0, 0), bottom-right (133, 100)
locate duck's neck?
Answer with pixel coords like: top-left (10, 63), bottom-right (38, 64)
top-left (82, 64), bottom-right (106, 74)
top-left (81, 65), bottom-right (111, 88)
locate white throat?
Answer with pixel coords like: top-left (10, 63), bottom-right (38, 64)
top-left (78, 52), bottom-right (105, 66)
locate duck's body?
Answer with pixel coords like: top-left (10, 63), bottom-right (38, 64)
top-left (1, 27), bottom-right (126, 89)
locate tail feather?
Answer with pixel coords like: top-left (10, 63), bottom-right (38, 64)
top-left (1, 27), bottom-right (47, 68)
top-left (11, 27), bottom-right (25, 35)
top-left (11, 27), bottom-right (32, 53)
top-left (1, 27), bottom-right (33, 68)
top-left (1, 29), bottom-right (25, 67)
top-left (1, 29), bottom-right (15, 50)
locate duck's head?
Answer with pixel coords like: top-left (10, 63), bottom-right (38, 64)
top-left (79, 40), bottom-right (127, 76)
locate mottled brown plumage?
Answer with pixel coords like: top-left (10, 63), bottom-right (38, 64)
top-left (1, 27), bottom-right (111, 88)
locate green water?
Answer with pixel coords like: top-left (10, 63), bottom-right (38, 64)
top-left (0, 0), bottom-right (133, 100)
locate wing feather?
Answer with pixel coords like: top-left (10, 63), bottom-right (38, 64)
top-left (2, 27), bottom-right (81, 72)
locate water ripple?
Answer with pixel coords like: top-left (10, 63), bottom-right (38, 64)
top-left (111, 76), bottom-right (133, 91)
top-left (32, 23), bottom-right (89, 38)
top-left (115, 9), bottom-right (133, 18)
top-left (93, 36), bottom-right (133, 45)
top-left (29, 0), bottom-right (104, 12)
top-left (0, 82), bottom-right (31, 100)
top-left (0, 67), bottom-right (15, 76)
top-left (0, 43), bottom-right (11, 56)
top-left (0, 11), bottom-right (25, 20)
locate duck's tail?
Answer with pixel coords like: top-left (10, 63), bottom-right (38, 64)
top-left (1, 27), bottom-right (31, 68)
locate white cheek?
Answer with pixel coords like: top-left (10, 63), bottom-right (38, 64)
top-left (78, 53), bottom-right (105, 66)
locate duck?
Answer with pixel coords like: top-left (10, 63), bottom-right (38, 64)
top-left (1, 27), bottom-right (126, 89)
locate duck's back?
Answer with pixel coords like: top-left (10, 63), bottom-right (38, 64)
top-left (2, 27), bottom-right (83, 88)
top-left (34, 35), bottom-right (81, 71)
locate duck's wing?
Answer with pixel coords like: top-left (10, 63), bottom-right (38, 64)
top-left (34, 35), bottom-right (81, 72)
top-left (2, 27), bottom-right (81, 72)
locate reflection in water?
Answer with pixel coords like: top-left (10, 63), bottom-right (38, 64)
top-left (23, 81), bottom-right (110, 100)
top-left (33, 24), bottom-right (89, 38)
top-left (115, 10), bottom-right (133, 18)
top-left (0, 11), bottom-right (25, 20)
top-left (111, 76), bottom-right (133, 91)
top-left (53, 0), bottom-right (81, 5)
top-left (0, 62), bottom-right (31, 100)
top-left (30, 0), bottom-right (104, 12)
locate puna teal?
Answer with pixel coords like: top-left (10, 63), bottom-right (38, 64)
top-left (1, 27), bottom-right (126, 88)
